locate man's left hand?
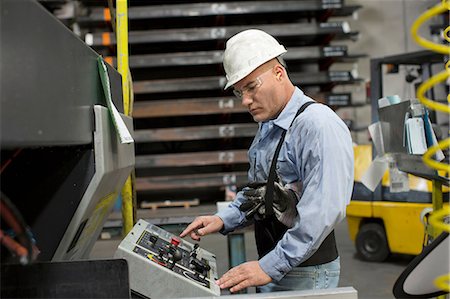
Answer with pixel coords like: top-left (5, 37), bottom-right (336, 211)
top-left (216, 261), bottom-right (272, 292)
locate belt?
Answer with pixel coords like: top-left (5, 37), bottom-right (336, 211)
top-left (299, 230), bottom-right (338, 267)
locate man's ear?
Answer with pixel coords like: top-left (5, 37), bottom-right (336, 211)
top-left (275, 65), bottom-right (283, 80)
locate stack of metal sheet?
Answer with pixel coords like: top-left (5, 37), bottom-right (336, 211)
top-left (75, 0), bottom-right (364, 205)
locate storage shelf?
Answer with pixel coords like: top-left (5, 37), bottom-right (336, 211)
top-left (132, 92), bottom-right (354, 118)
top-left (70, 0), bottom-right (365, 203)
top-left (105, 45), bottom-right (364, 69)
top-left (87, 22), bottom-right (358, 47)
top-left (132, 71), bottom-right (361, 95)
top-left (135, 150), bottom-right (249, 169)
top-left (136, 172), bottom-right (248, 192)
top-left (134, 123), bottom-right (258, 143)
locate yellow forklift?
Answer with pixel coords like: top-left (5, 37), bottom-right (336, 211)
top-left (348, 145), bottom-right (448, 261)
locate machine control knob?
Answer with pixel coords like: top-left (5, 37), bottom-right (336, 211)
top-left (190, 243), bottom-right (199, 258)
top-left (158, 247), bottom-right (166, 257)
top-left (189, 257), bottom-right (210, 276)
top-left (171, 249), bottom-right (182, 262)
top-left (149, 234), bottom-right (158, 245)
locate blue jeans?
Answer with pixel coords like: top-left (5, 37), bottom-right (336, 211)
top-left (257, 257), bottom-right (340, 293)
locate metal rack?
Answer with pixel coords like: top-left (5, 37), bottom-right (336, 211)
top-left (369, 50), bottom-right (448, 201)
top-left (74, 0), bottom-right (364, 205)
top-left (77, 1), bottom-right (360, 22)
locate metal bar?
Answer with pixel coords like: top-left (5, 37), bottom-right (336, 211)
top-left (228, 233), bottom-right (247, 268)
top-left (421, 62), bottom-right (436, 122)
top-left (132, 71), bottom-right (360, 94)
top-left (431, 180), bottom-right (444, 238)
top-left (133, 76), bottom-right (224, 94)
top-left (331, 5), bottom-right (362, 17)
top-left (116, 0), bottom-right (135, 240)
top-left (86, 22), bottom-right (357, 47)
top-left (370, 59), bottom-right (382, 124)
top-left (184, 287), bottom-right (358, 298)
top-left (105, 46), bottom-right (363, 69)
top-left (370, 58), bottom-right (384, 203)
top-left (322, 93), bottom-right (352, 106)
top-left (134, 123), bottom-right (257, 143)
top-left (132, 92), bottom-right (352, 118)
top-left (135, 172), bottom-right (248, 191)
top-left (122, 50), bottom-right (224, 68)
top-left (133, 97), bottom-right (244, 118)
top-left (227, 233), bottom-right (247, 294)
top-left (367, 50), bottom-right (443, 66)
top-left (78, 0), bottom-right (355, 22)
top-left (116, 0), bottom-right (130, 116)
top-left (135, 150), bottom-right (248, 168)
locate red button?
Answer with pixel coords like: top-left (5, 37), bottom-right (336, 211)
top-left (171, 237), bottom-right (181, 247)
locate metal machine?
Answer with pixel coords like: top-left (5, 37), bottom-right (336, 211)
top-left (115, 219), bottom-right (220, 299)
top-left (1, 0), bottom-right (134, 274)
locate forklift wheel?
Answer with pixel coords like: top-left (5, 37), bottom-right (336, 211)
top-left (355, 222), bottom-right (390, 262)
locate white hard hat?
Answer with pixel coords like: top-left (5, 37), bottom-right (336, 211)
top-left (223, 29), bottom-right (287, 90)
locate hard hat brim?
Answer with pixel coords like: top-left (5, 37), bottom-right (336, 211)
top-left (223, 48), bottom-right (286, 90)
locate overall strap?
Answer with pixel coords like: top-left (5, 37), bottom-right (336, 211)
top-left (264, 101), bottom-right (317, 216)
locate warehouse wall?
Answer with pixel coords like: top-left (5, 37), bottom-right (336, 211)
top-left (333, 0), bottom-right (442, 144)
top-left (348, 0), bottom-right (436, 77)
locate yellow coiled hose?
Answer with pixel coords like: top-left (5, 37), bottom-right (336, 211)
top-left (411, 0), bottom-right (450, 292)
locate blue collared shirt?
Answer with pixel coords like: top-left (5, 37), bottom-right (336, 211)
top-left (216, 87), bottom-right (354, 281)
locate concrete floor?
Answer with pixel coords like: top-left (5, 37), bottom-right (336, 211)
top-left (91, 205), bottom-right (414, 299)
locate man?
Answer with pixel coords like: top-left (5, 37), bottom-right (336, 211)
top-left (180, 29), bottom-right (354, 293)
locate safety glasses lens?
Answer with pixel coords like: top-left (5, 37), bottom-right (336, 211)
top-left (233, 89), bottom-right (243, 99)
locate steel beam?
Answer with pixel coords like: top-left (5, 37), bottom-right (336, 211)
top-left (132, 92), bottom-right (352, 118)
top-left (135, 150), bottom-right (248, 168)
top-left (134, 123), bottom-right (257, 143)
top-left (133, 97), bottom-right (243, 118)
top-left (132, 71), bottom-right (360, 94)
top-left (105, 46), bottom-right (363, 69)
top-left (86, 22), bottom-right (357, 47)
top-left (183, 287), bottom-right (358, 298)
top-left (133, 76), bottom-right (224, 94)
top-left (135, 172), bottom-right (248, 191)
top-left (77, 0), bottom-right (363, 23)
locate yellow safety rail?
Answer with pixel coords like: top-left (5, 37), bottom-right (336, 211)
top-left (116, 0), bottom-right (130, 115)
top-left (411, 0), bottom-right (450, 293)
top-left (116, 0), bottom-right (136, 235)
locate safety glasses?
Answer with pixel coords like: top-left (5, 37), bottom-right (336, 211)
top-left (232, 66), bottom-right (276, 100)
top-left (232, 77), bottom-right (263, 99)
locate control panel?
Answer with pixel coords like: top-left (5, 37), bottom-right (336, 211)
top-left (114, 219), bottom-right (220, 298)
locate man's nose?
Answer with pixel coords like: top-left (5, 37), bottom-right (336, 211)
top-left (241, 93), bottom-right (253, 106)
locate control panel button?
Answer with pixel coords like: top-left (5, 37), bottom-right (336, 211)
top-left (170, 237), bottom-right (181, 247)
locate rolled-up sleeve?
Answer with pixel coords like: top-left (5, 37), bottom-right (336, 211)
top-left (259, 106), bottom-right (354, 281)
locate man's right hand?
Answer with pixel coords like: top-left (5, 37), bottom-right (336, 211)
top-left (179, 215), bottom-right (224, 241)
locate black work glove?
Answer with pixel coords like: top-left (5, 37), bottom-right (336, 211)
top-left (239, 181), bottom-right (298, 228)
